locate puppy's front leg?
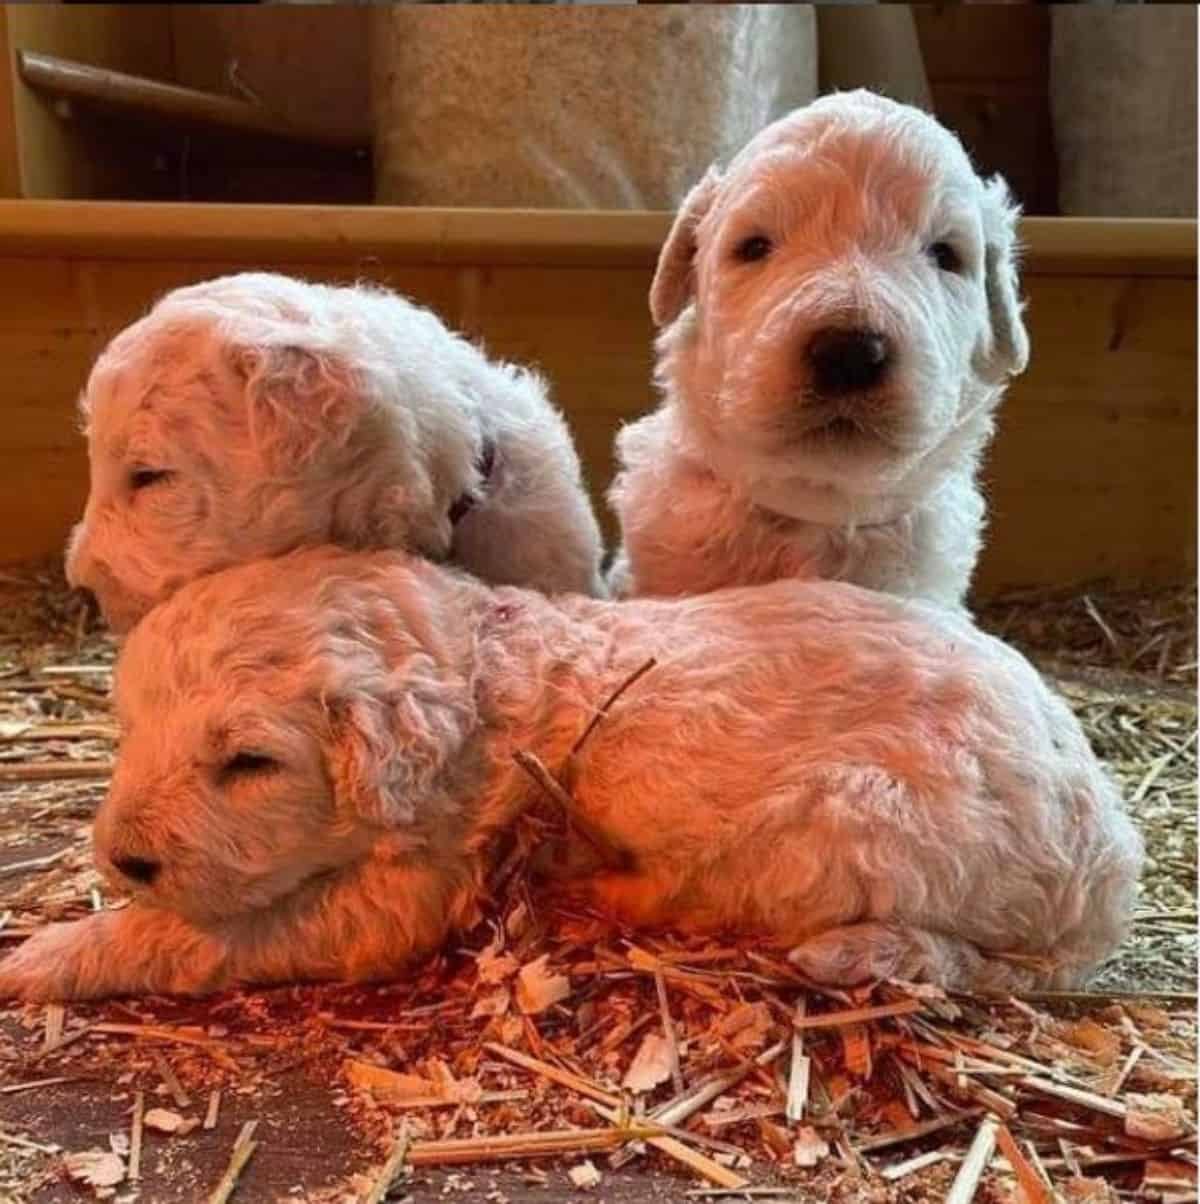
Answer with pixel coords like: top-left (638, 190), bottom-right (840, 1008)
top-left (0, 907), bottom-right (230, 1002)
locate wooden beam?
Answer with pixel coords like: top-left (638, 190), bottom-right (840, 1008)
top-left (17, 51), bottom-right (363, 153)
top-left (0, 201), bottom-right (1190, 276)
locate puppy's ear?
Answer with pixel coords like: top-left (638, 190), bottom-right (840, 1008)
top-left (649, 166), bottom-right (723, 328)
top-left (231, 335), bottom-right (366, 468)
top-left (976, 176), bottom-right (1031, 383)
top-left (325, 667), bottom-right (473, 829)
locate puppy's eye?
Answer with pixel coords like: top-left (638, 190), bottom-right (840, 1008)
top-left (129, 468), bottom-right (173, 492)
top-left (733, 235), bottom-right (772, 264)
top-left (219, 752), bottom-right (278, 782)
top-left (927, 242), bottom-right (963, 274)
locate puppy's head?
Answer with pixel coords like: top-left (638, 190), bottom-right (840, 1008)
top-left (652, 91), bottom-right (1029, 510)
top-left (66, 274), bottom-right (448, 634)
top-left (93, 547), bottom-right (479, 926)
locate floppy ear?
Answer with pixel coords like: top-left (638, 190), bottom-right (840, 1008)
top-left (976, 175), bottom-right (1031, 383)
top-left (649, 166), bottom-right (723, 328)
top-left (231, 334), bottom-right (367, 468)
top-left (325, 666), bottom-right (474, 829)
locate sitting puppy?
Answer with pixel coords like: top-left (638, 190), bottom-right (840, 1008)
top-left (0, 548), bottom-right (1139, 1001)
top-left (609, 90), bottom-right (1030, 608)
top-left (67, 272), bottom-right (606, 632)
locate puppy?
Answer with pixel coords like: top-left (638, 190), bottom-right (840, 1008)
top-left (67, 272), bottom-right (606, 632)
top-left (609, 90), bottom-right (1030, 608)
top-left (0, 548), bottom-right (1139, 1001)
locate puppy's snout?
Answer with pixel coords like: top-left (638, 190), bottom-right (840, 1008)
top-left (112, 854), bottom-right (161, 885)
top-left (806, 328), bottom-right (892, 397)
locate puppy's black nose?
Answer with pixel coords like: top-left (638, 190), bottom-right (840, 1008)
top-left (113, 855), bottom-right (161, 885)
top-left (806, 328), bottom-right (892, 396)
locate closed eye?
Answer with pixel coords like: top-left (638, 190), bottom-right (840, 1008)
top-left (129, 468), bottom-right (173, 492)
top-left (219, 752), bottom-right (279, 783)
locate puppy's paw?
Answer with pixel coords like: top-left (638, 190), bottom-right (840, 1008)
top-left (0, 919), bottom-right (112, 1002)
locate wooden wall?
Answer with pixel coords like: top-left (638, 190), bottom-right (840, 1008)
top-left (0, 203), bottom-right (1192, 599)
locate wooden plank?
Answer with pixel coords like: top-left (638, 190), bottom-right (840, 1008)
top-left (0, 201), bottom-right (1191, 276)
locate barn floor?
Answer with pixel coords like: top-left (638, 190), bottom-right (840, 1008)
top-left (0, 568), bottom-right (1195, 1204)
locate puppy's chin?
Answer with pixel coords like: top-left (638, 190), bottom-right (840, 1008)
top-left (167, 861), bottom-right (347, 928)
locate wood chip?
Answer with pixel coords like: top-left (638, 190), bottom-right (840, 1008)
top-left (792, 998), bottom-right (923, 1031)
top-left (207, 1120), bottom-right (258, 1204)
top-left (995, 1121), bottom-right (1053, 1204)
top-left (64, 1149), bottom-right (125, 1189)
top-left (623, 1032), bottom-right (675, 1094)
top-left (515, 954), bottom-right (571, 1015)
top-left (568, 1159), bottom-right (602, 1190)
top-left (945, 1115), bottom-right (999, 1204)
top-left (880, 1149), bottom-right (949, 1182)
top-left (792, 1126), bottom-right (829, 1168)
top-left (1126, 1092), bottom-right (1190, 1141)
top-left (128, 1091), bottom-right (144, 1182)
top-left (362, 1130), bottom-right (410, 1204)
top-left (153, 1050), bottom-right (192, 1109)
top-left (204, 1090), bottom-right (221, 1131)
top-left (143, 1108), bottom-right (199, 1135)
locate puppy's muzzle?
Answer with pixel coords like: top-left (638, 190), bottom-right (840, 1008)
top-left (806, 328), bottom-right (892, 398)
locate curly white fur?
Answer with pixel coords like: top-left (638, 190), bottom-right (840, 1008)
top-left (0, 548), bottom-right (1139, 1001)
top-left (609, 91), bottom-right (1030, 608)
top-left (66, 272), bottom-right (606, 632)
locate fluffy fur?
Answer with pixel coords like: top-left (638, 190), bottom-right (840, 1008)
top-left (0, 548), bottom-right (1140, 1001)
top-left (67, 272), bottom-right (606, 632)
top-left (609, 90), bottom-right (1030, 608)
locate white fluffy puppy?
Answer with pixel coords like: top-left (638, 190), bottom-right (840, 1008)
top-left (0, 548), bottom-right (1139, 1001)
top-left (67, 272), bottom-right (606, 631)
top-left (609, 90), bottom-right (1030, 607)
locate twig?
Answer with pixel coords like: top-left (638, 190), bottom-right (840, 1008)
top-left (484, 1042), bottom-right (618, 1107)
top-left (994, 1122), bottom-right (1052, 1204)
top-left (945, 1115), bottom-right (998, 1204)
top-left (0, 1076), bottom-right (75, 1094)
top-left (1016, 1075), bottom-right (1127, 1120)
top-left (362, 1129), bottom-right (410, 1204)
top-left (654, 965), bottom-right (685, 1097)
top-left (855, 1108), bottom-right (983, 1154)
top-left (42, 1004), bottom-right (64, 1052)
top-left (879, 1149), bottom-right (950, 1182)
top-left (128, 1091), bottom-right (145, 1182)
top-left (588, 1101), bottom-right (748, 1189)
top-left (0, 848), bottom-right (70, 875)
top-left (568, 657), bottom-right (657, 760)
top-left (512, 750), bottom-right (630, 871)
top-left (153, 1050), bottom-right (192, 1109)
top-left (793, 998), bottom-right (923, 1030)
top-left (787, 999), bottom-right (810, 1124)
top-left (0, 761), bottom-right (112, 782)
top-left (207, 1120), bottom-right (258, 1204)
top-left (406, 1126), bottom-right (657, 1167)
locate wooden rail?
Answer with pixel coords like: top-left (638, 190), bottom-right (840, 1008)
top-left (0, 201), bottom-right (1191, 275)
top-left (17, 51), bottom-right (362, 153)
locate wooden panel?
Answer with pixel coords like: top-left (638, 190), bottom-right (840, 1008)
top-left (913, 6), bottom-right (1057, 215)
top-left (169, 7), bottom-right (371, 146)
top-left (2, 4), bottom-right (173, 198)
top-left (0, 204), bottom-right (1191, 597)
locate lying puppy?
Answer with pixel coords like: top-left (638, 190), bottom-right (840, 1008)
top-left (609, 90), bottom-right (1030, 608)
top-left (67, 272), bottom-right (606, 632)
top-left (0, 548), bottom-right (1139, 1001)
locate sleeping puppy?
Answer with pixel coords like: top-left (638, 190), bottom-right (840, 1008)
top-left (66, 272), bottom-right (606, 633)
top-left (0, 548), bottom-right (1139, 1000)
top-left (609, 90), bottom-right (1030, 608)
